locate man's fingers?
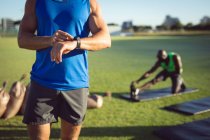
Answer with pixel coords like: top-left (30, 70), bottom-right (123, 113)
top-left (54, 36), bottom-right (64, 42)
top-left (57, 30), bottom-right (74, 40)
top-left (55, 34), bottom-right (69, 41)
top-left (51, 47), bottom-right (56, 62)
top-left (59, 47), bottom-right (65, 63)
top-left (56, 45), bottom-right (62, 63)
top-left (57, 30), bottom-right (70, 36)
top-left (65, 33), bottom-right (74, 40)
top-left (51, 43), bottom-right (60, 63)
top-left (53, 30), bottom-right (73, 44)
top-left (52, 44), bottom-right (64, 64)
top-left (51, 40), bottom-right (74, 64)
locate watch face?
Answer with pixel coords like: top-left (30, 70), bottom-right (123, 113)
top-left (52, 0), bottom-right (67, 3)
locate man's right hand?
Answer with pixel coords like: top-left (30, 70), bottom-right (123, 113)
top-left (51, 30), bottom-right (74, 46)
top-left (51, 30), bottom-right (79, 64)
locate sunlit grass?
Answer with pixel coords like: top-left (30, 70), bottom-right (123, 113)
top-left (0, 36), bottom-right (210, 140)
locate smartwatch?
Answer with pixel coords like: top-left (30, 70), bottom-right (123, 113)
top-left (75, 37), bottom-right (81, 49)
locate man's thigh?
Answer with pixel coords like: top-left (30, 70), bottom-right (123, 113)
top-left (23, 81), bottom-right (59, 125)
top-left (59, 88), bottom-right (89, 125)
top-left (154, 70), bottom-right (168, 83)
top-left (171, 74), bottom-right (182, 93)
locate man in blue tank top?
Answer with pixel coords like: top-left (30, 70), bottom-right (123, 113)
top-left (130, 50), bottom-right (186, 100)
top-left (18, 0), bottom-right (111, 139)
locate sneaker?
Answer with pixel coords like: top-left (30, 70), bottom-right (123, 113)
top-left (130, 88), bottom-right (141, 101)
top-left (134, 88), bottom-right (140, 96)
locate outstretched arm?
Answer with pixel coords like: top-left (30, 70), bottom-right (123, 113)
top-left (135, 61), bottom-right (160, 83)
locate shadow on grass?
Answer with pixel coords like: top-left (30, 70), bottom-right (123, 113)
top-left (91, 91), bottom-right (128, 99)
top-left (0, 125), bottom-right (162, 140)
top-left (80, 126), bottom-right (162, 140)
top-left (0, 125), bottom-right (28, 140)
top-left (91, 91), bottom-right (138, 104)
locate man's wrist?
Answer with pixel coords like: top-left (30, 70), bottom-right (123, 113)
top-left (74, 37), bottom-right (81, 49)
top-left (49, 36), bottom-right (55, 46)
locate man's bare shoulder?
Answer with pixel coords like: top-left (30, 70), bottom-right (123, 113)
top-left (25, 0), bottom-right (36, 11)
top-left (173, 55), bottom-right (181, 61)
top-left (90, 0), bottom-right (99, 13)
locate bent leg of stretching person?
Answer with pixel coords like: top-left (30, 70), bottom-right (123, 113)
top-left (171, 74), bottom-right (186, 94)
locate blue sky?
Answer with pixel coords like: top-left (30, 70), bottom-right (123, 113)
top-left (0, 0), bottom-right (210, 27)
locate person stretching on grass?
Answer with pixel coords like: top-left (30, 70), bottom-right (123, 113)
top-left (130, 50), bottom-right (186, 100)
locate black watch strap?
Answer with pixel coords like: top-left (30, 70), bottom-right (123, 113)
top-left (75, 37), bottom-right (81, 49)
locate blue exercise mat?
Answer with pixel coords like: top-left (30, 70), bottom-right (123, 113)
top-left (154, 118), bottom-right (210, 140)
top-left (120, 87), bottom-right (198, 102)
top-left (163, 97), bottom-right (210, 115)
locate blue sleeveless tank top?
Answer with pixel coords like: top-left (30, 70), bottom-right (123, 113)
top-left (31, 0), bottom-right (90, 90)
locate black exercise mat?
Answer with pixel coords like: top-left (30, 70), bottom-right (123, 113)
top-left (120, 88), bottom-right (198, 102)
top-left (154, 118), bottom-right (210, 140)
top-left (163, 97), bottom-right (210, 115)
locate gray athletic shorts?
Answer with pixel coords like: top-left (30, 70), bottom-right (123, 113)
top-left (23, 81), bottom-right (88, 125)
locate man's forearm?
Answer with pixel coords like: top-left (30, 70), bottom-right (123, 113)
top-left (137, 76), bottom-right (146, 82)
top-left (136, 73), bottom-right (150, 83)
top-left (18, 32), bottom-right (52, 50)
top-left (79, 31), bottom-right (111, 51)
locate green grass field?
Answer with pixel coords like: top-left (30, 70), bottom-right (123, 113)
top-left (0, 36), bottom-right (210, 140)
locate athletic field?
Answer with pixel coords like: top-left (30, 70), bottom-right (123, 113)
top-left (0, 36), bottom-right (210, 140)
